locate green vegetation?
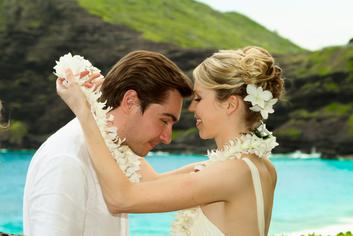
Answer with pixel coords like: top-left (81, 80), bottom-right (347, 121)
top-left (172, 127), bottom-right (197, 140)
top-left (0, 0), bottom-right (4, 31)
top-left (77, 0), bottom-right (303, 54)
top-left (290, 102), bottom-right (353, 120)
top-left (337, 232), bottom-right (353, 236)
top-left (348, 114), bottom-right (353, 136)
top-left (300, 232), bottom-right (353, 236)
top-left (8, 120), bottom-right (28, 145)
top-left (275, 127), bottom-right (302, 139)
top-left (290, 109), bottom-right (318, 120)
top-left (300, 81), bottom-right (321, 94)
top-left (324, 82), bottom-right (339, 92)
top-left (323, 102), bottom-right (352, 116)
top-left (282, 45), bottom-right (353, 77)
top-left (276, 231), bottom-right (353, 236)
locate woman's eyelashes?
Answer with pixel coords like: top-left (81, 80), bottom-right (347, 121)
top-left (193, 95), bottom-right (201, 102)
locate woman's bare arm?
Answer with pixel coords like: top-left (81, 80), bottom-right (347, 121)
top-left (56, 70), bottom-right (247, 214)
top-left (139, 159), bottom-right (207, 181)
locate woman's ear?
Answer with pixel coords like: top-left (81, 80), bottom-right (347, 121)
top-left (121, 90), bottom-right (140, 113)
top-left (226, 95), bottom-right (240, 114)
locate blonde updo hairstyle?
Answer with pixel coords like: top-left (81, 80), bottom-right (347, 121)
top-left (193, 46), bottom-right (284, 129)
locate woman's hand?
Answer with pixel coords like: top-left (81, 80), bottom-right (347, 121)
top-left (83, 71), bottom-right (105, 92)
top-left (56, 69), bottom-right (102, 118)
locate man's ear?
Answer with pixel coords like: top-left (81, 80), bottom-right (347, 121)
top-left (226, 95), bottom-right (240, 114)
top-left (121, 90), bottom-right (140, 113)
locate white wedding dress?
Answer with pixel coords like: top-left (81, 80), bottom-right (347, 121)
top-left (187, 158), bottom-right (265, 236)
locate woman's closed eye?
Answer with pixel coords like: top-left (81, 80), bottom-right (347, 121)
top-left (193, 95), bottom-right (201, 102)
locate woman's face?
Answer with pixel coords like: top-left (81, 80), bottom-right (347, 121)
top-left (188, 80), bottom-right (228, 140)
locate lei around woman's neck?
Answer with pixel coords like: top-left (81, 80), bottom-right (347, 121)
top-left (208, 83), bottom-right (279, 161)
top-left (208, 123), bottom-right (278, 163)
top-left (54, 53), bottom-right (142, 183)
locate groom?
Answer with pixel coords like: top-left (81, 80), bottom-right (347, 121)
top-left (23, 50), bottom-right (193, 235)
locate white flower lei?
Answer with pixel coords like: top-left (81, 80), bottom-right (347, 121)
top-left (171, 123), bottom-right (278, 235)
top-left (54, 53), bottom-right (142, 183)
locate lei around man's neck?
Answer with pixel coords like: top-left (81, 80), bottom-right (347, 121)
top-left (54, 53), bottom-right (142, 183)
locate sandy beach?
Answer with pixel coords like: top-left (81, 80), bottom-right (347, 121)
top-left (276, 219), bottom-right (353, 236)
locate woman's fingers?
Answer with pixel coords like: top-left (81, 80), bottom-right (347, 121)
top-left (61, 69), bottom-right (104, 91)
top-left (93, 76), bottom-right (104, 91)
top-left (86, 73), bottom-right (104, 91)
top-left (56, 77), bottom-right (66, 92)
top-left (80, 70), bottom-right (90, 78)
top-left (87, 72), bottom-right (101, 82)
top-left (64, 69), bottom-right (75, 83)
top-left (76, 70), bottom-right (104, 90)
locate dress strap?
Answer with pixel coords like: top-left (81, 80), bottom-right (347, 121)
top-left (242, 158), bottom-right (265, 236)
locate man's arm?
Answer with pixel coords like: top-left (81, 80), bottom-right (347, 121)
top-left (26, 155), bottom-right (88, 235)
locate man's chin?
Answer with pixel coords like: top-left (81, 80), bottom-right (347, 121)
top-left (130, 147), bottom-right (150, 157)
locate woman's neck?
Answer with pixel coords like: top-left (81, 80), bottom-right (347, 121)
top-left (215, 126), bottom-right (250, 149)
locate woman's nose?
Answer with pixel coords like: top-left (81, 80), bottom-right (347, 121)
top-left (188, 100), bottom-right (195, 112)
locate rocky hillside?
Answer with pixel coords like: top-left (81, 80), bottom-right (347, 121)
top-left (0, 0), bottom-right (212, 149)
top-left (0, 0), bottom-right (352, 158)
top-left (273, 45), bottom-right (353, 157)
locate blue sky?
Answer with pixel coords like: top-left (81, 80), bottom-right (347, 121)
top-left (197, 0), bottom-right (353, 51)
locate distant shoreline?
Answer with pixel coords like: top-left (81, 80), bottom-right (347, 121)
top-left (2, 148), bottom-right (353, 160)
top-left (0, 233), bottom-right (22, 236)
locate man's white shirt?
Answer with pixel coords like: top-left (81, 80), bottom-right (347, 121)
top-left (23, 118), bottom-right (128, 236)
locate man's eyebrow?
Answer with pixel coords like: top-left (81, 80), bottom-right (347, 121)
top-left (162, 113), bottom-right (178, 122)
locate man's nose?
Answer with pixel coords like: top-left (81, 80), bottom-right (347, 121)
top-left (160, 124), bottom-right (172, 144)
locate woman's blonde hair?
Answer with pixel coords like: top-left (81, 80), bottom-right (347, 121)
top-left (193, 46), bottom-right (284, 128)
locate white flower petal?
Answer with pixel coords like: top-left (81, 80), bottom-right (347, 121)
top-left (260, 110), bottom-right (269, 119)
top-left (262, 90), bottom-right (273, 101)
top-left (246, 84), bottom-right (257, 94)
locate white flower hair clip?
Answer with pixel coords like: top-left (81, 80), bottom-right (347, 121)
top-left (243, 84), bottom-right (277, 119)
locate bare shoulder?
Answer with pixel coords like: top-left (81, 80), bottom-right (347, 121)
top-left (202, 159), bottom-right (254, 196)
top-left (263, 158), bottom-right (277, 186)
top-left (206, 158), bottom-right (252, 177)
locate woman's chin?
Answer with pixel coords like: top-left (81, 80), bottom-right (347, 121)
top-left (198, 130), bottom-right (211, 140)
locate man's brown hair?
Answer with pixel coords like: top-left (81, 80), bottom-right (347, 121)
top-left (100, 50), bottom-right (193, 112)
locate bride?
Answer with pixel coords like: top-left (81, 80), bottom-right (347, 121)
top-left (57, 46), bottom-right (284, 235)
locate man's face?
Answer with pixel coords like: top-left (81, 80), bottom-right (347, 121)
top-left (120, 89), bottom-right (183, 156)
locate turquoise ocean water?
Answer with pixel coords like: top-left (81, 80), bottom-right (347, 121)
top-left (1, 150), bottom-right (353, 235)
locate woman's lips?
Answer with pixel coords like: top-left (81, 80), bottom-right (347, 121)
top-left (195, 117), bottom-right (202, 127)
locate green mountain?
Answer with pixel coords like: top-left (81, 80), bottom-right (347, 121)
top-left (270, 45), bottom-right (353, 156)
top-left (77, 0), bottom-right (302, 54)
top-left (0, 0), bottom-right (352, 157)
